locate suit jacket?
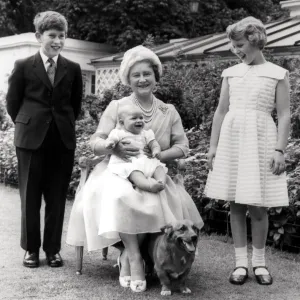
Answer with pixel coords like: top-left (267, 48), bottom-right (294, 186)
top-left (6, 52), bottom-right (83, 150)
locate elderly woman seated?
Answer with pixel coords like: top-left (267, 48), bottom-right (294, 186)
top-left (66, 45), bottom-right (204, 293)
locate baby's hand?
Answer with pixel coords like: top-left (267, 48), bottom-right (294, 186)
top-left (105, 140), bottom-right (116, 149)
top-left (143, 146), bottom-right (152, 158)
top-left (152, 149), bottom-right (161, 160)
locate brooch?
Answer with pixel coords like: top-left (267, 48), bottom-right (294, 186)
top-left (158, 105), bottom-right (168, 115)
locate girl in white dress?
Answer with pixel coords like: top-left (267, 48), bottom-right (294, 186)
top-left (205, 17), bottom-right (290, 285)
top-left (106, 104), bottom-right (167, 192)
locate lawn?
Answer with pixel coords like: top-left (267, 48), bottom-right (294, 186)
top-left (0, 184), bottom-right (299, 300)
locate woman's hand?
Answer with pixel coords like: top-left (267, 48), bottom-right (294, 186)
top-left (207, 147), bottom-right (217, 171)
top-left (270, 151), bottom-right (285, 175)
top-left (113, 139), bottom-right (140, 161)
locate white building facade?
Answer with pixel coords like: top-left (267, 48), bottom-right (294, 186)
top-left (0, 32), bottom-right (116, 94)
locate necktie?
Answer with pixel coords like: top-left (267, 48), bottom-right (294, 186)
top-left (47, 58), bottom-right (56, 86)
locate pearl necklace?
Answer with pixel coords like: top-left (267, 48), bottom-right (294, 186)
top-left (133, 95), bottom-right (157, 123)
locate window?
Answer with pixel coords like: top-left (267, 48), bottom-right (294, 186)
top-left (91, 74), bottom-right (96, 94)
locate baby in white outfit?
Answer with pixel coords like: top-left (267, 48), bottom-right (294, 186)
top-left (105, 104), bottom-right (167, 193)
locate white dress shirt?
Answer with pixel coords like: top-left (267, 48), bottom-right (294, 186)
top-left (39, 49), bottom-right (58, 71)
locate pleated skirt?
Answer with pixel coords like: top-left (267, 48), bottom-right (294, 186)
top-left (205, 109), bottom-right (289, 207)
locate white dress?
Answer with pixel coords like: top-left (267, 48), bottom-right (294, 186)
top-left (107, 128), bottom-right (167, 179)
top-left (66, 96), bottom-right (204, 251)
top-left (205, 62), bottom-right (289, 207)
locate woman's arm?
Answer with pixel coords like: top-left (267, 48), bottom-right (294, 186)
top-left (160, 147), bottom-right (184, 163)
top-left (89, 100), bottom-right (118, 156)
top-left (158, 106), bottom-right (189, 163)
top-left (207, 78), bottom-right (230, 170)
top-left (270, 73), bottom-right (290, 175)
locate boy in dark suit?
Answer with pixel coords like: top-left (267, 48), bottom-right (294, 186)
top-left (6, 11), bottom-right (83, 268)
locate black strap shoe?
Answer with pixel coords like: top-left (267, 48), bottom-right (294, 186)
top-left (23, 251), bottom-right (39, 268)
top-left (46, 252), bottom-right (63, 267)
top-left (229, 267), bottom-right (248, 285)
top-left (253, 266), bottom-right (273, 285)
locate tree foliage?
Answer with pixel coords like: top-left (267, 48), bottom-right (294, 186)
top-left (0, 0), bottom-right (35, 37)
top-left (56, 0), bottom-right (288, 50)
top-left (53, 0), bottom-right (194, 50)
top-left (0, 0), bottom-right (289, 49)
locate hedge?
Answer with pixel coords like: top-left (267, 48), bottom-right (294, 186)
top-left (1, 54), bottom-right (300, 251)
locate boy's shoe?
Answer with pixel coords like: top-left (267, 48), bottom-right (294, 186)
top-left (46, 252), bottom-right (63, 267)
top-left (23, 251), bottom-right (39, 268)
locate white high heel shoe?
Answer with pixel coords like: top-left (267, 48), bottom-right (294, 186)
top-left (130, 279), bottom-right (147, 293)
top-left (117, 256), bottom-right (131, 288)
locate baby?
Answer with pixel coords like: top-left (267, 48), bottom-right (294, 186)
top-left (105, 105), bottom-right (167, 193)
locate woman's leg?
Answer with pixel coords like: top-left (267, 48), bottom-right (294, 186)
top-left (118, 233), bottom-right (146, 278)
top-left (248, 205), bottom-right (271, 279)
top-left (230, 202), bottom-right (248, 277)
top-left (119, 233), bottom-right (146, 292)
top-left (118, 248), bottom-right (130, 278)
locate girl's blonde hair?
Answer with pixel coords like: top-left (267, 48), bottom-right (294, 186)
top-left (226, 17), bottom-right (267, 50)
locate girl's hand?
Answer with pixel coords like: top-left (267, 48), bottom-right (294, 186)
top-left (113, 139), bottom-right (140, 161)
top-left (207, 147), bottom-right (216, 171)
top-left (269, 151), bottom-right (285, 175)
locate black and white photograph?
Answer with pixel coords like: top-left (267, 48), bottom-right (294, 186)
top-left (0, 0), bottom-right (299, 299)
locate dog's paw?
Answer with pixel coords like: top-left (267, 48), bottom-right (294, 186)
top-left (180, 287), bottom-right (191, 294)
top-left (161, 290), bottom-right (172, 296)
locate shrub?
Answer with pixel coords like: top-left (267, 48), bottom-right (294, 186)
top-left (0, 91), bottom-right (14, 131)
top-left (156, 58), bottom-right (235, 131)
top-left (0, 129), bottom-right (17, 185)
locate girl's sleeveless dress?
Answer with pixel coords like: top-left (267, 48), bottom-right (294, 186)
top-left (205, 62), bottom-right (289, 207)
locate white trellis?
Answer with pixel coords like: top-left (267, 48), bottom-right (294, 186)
top-left (96, 67), bottom-right (120, 95)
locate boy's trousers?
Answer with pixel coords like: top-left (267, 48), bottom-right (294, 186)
top-left (16, 120), bottom-right (75, 254)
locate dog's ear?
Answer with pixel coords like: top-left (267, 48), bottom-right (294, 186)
top-left (161, 224), bottom-right (173, 237)
top-left (192, 225), bottom-right (200, 236)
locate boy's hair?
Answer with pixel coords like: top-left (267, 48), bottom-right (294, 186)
top-left (226, 17), bottom-right (267, 50)
top-left (34, 11), bottom-right (68, 34)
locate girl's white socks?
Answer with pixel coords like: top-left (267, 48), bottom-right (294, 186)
top-left (252, 246), bottom-right (269, 275)
top-left (233, 246), bottom-right (248, 276)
